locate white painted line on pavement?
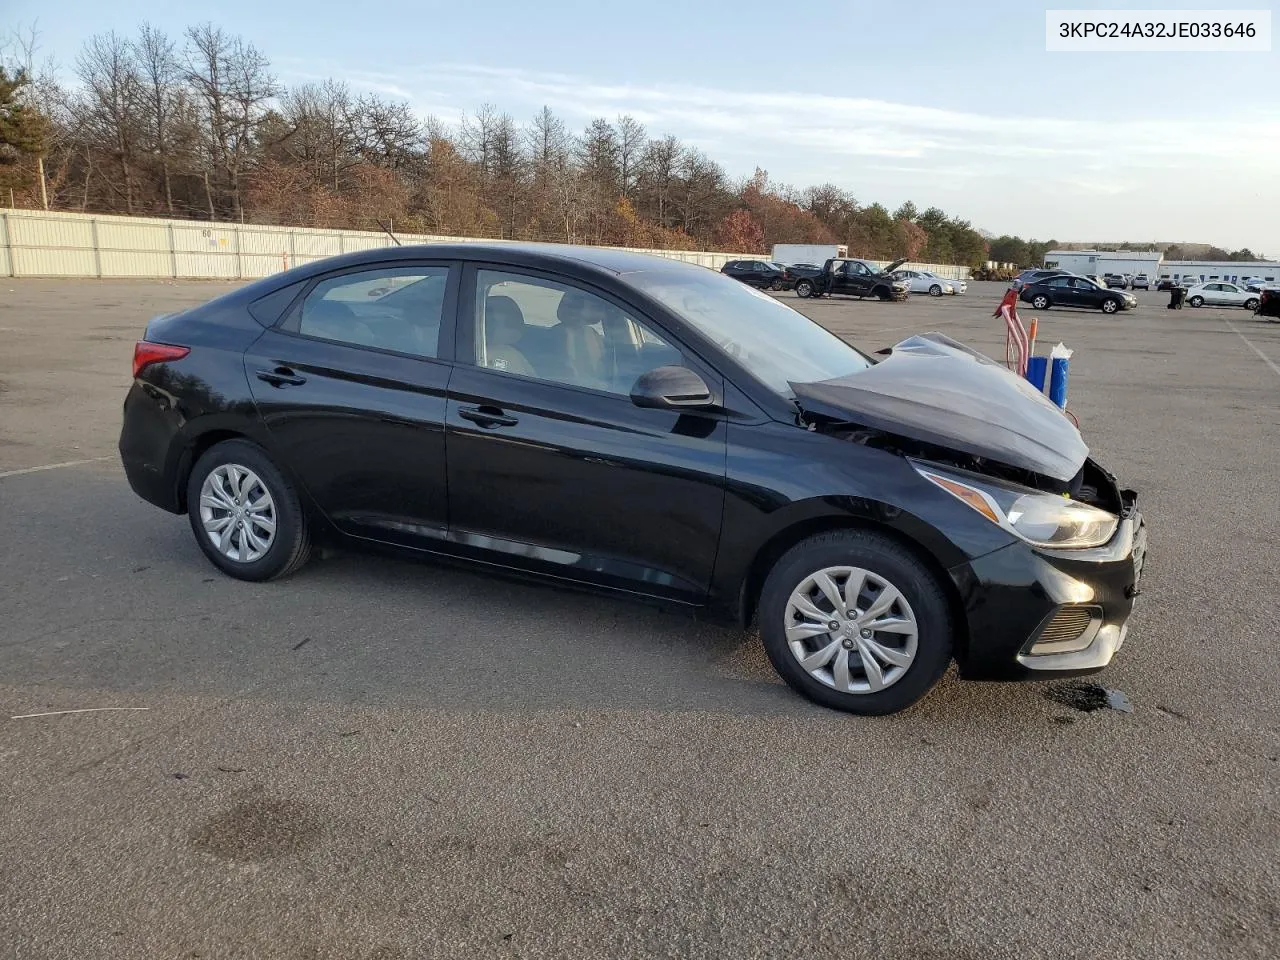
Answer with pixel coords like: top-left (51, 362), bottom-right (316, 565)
top-left (11, 707), bottom-right (150, 720)
top-left (1225, 318), bottom-right (1280, 379)
top-left (0, 456), bottom-right (114, 479)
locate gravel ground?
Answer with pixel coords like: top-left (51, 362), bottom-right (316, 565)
top-left (1, 277), bottom-right (1277, 960)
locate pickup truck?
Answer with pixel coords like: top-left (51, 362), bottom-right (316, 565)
top-left (793, 257), bottom-right (910, 301)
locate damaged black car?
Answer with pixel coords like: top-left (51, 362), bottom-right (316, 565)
top-left (119, 243), bottom-right (1147, 715)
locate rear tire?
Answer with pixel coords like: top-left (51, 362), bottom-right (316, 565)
top-left (770, 279), bottom-right (784, 291)
top-left (186, 439), bottom-right (312, 582)
top-left (758, 530), bottom-right (953, 715)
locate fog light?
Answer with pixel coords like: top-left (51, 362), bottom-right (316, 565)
top-left (1027, 606), bottom-right (1102, 655)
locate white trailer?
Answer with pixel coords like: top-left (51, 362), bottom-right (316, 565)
top-left (771, 244), bottom-right (848, 265)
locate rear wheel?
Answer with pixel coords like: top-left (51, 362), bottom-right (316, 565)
top-left (770, 279), bottom-right (784, 291)
top-left (1189, 296), bottom-right (1204, 307)
top-left (186, 439), bottom-right (312, 582)
top-left (758, 530), bottom-right (953, 715)
top-left (795, 279), bottom-right (813, 298)
top-left (1032, 295), bottom-right (1050, 310)
top-left (1101, 298), bottom-right (1120, 314)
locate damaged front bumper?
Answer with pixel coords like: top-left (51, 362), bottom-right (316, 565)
top-left (949, 500), bottom-right (1147, 681)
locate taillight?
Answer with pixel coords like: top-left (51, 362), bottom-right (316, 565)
top-left (132, 341), bottom-right (190, 379)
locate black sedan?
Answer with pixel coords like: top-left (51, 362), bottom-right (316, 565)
top-left (120, 243), bottom-right (1147, 715)
top-left (1020, 275), bottom-right (1137, 314)
top-left (720, 259), bottom-right (792, 291)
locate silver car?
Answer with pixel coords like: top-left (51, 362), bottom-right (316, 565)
top-left (891, 269), bottom-right (965, 296)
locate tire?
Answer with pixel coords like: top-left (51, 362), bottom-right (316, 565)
top-left (1244, 298), bottom-right (1259, 311)
top-left (1189, 296), bottom-right (1204, 307)
top-left (795, 279), bottom-right (813, 298)
top-left (1101, 298), bottom-right (1120, 314)
top-left (186, 438), bottom-right (312, 582)
top-left (928, 284), bottom-right (942, 297)
top-left (1031, 295), bottom-right (1050, 310)
top-left (874, 286), bottom-right (893, 301)
top-left (770, 279), bottom-right (784, 291)
top-left (758, 530), bottom-right (954, 715)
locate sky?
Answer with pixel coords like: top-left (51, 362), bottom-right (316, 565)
top-left (7, 0), bottom-right (1278, 253)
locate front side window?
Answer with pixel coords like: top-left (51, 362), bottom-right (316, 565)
top-left (471, 270), bottom-right (684, 395)
top-left (292, 266), bottom-right (448, 358)
top-left (629, 267), bottom-right (872, 396)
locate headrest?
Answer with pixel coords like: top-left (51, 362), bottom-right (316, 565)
top-left (556, 289), bottom-right (607, 328)
top-left (486, 295), bottom-right (525, 346)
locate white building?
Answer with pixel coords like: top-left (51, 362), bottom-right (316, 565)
top-left (1043, 250), bottom-right (1163, 278)
top-left (1160, 260), bottom-right (1279, 285)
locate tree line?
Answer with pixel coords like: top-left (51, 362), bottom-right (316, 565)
top-left (0, 22), bottom-right (1260, 267)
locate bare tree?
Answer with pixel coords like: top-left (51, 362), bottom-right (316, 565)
top-left (131, 23), bottom-right (181, 213)
top-left (615, 114), bottom-right (646, 201)
top-left (77, 32), bottom-right (143, 213)
top-left (637, 134), bottom-right (681, 228)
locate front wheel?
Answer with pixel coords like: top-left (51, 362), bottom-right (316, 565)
top-left (1101, 298), bottom-right (1120, 314)
top-left (758, 530), bottom-right (954, 715)
top-left (186, 438), bottom-right (312, 582)
top-left (1244, 298), bottom-right (1260, 311)
top-left (1031, 295), bottom-right (1050, 310)
top-left (795, 279), bottom-right (813, 298)
top-left (1189, 296), bottom-right (1204, 307)
top-left (928, 284), bottom-right (942, 297)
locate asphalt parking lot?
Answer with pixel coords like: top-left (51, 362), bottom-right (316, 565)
top-left (2, 277), bottom-right (1278, 959)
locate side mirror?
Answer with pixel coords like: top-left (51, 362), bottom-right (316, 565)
top-left (630, 365), bottom-right (714, 410)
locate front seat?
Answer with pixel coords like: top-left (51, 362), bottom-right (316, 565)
top-left (483, 295), bottom-right (535, 377)
top-left (550, 290), bottom-right (610, 390)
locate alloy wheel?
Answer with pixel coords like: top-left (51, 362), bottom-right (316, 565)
top-left (198, 463), bottom-right (277, 563)
top-left (1102, 299), bottom-right (1118, 313)
top-left (783, 566), bottom-right (919, 694)
top-left (1033, 296), bottom-right (1049, 309)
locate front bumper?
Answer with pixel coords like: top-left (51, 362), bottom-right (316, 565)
top-left (950, 509), bottom-right (1147, 681)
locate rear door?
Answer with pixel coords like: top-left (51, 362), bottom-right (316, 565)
top-left (442, 264), bottom-right (729, 603)
top-left (245, 261), bottom-right (460, 550)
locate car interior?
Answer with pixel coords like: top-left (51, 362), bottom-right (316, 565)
top-left (475, 275), bottom-right (683, 395)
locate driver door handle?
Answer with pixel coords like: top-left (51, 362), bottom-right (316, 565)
top-left (458, 405), bottom-right (518, 429)
top-left (255, 366), bottom-right (307, 387)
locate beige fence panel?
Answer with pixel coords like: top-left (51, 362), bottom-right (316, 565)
top-left (0, 208), bottom-right (968, 281)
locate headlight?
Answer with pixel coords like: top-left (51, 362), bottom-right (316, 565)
top-left (914, 464), bottom-right (1118, 549)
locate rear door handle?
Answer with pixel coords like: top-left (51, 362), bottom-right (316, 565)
top-left (457, 405), bottom-right (518, 429)
top-left (256, 366), bottom-right (307, 387)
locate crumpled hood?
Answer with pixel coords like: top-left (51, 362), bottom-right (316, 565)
top-left (791, 332), bottom-right (1088, 482)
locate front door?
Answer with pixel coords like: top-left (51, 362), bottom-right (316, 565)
top-left (245, 261), bottom-right (458, 550)
top-left (443, 265), bottom-right (728, 603)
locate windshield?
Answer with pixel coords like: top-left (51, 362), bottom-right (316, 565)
top-left (630, 268), bottom-right (872, 395)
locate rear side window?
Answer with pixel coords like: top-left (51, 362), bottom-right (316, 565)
top-left (285, 266), bottom-right (449, 358)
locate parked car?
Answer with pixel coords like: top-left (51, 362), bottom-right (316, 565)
top-left (1257, 288), bottom-right (1280, 320)
top-left (1185, 282), bottom-right (1262, 310)
top-left (117, 243), bottom-right (1147, 715)
top-left (1020, 275), bottom-right (1137, 314)
top-left (1177, 275), bottom-right (1201, 287)
top-left (1012, 268), bottom-right (1068, 290)
top-left (1244, 278), bottom-right (1279, 293)
top-left (1083, 274), bottom-right (1105, 288)
top-left (721, 259), bottom-right (792, 291)
top-left (1156, 277), bottom-right (1176, 291)
top-left (794, 258), bottom-right (910, 300)
top-left (1103, 274), bottom-right (1128, 289)
top-left (1131, 274), bottom-right (1150, 290)
top-left (891, 269), bottom-right (965, 296)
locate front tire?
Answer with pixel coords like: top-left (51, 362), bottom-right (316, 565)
top-left (758, 530), bottom-right (953, 715)
top-left (1244, 298), bottom-right (1260, 311)
top-left (795, 279), bottom-right (813, 298)
top-left (1101, 298), bottom-right (1120, 314)
top-left (186, 439), bottom-right (312, 582)
top-left (929, 284), bottom-right (942, 297)
top-left (1189, 296), bottom-right (1204, 307)
top-left (1032, 295), bottom-right (1050, 310)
